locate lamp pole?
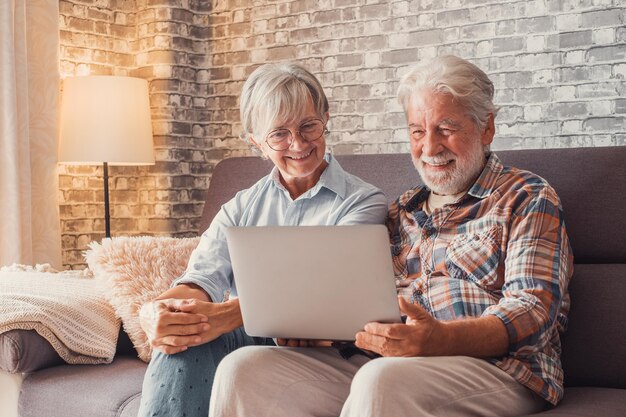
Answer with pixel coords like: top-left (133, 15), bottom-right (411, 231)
top-left (103, 162), bottom-right (111, 238)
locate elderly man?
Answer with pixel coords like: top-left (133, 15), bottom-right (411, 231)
top-left (208, 55), bottom-right (573, 417)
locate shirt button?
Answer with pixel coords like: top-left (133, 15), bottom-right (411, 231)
top-left (414, 289), bottom-right (423, 296)
top-left (424, 268), bottom-right (431, 275)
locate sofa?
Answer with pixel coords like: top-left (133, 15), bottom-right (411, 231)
top-left (1, 146), bottom-right (625, 417)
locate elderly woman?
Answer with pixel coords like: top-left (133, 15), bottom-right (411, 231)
top-left (137, 63), bottom-right (387, 417)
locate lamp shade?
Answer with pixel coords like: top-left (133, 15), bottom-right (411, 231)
top-left (58, 76), bottom-right (155, 165)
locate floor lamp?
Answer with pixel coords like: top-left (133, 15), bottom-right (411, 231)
top-left (58, 76), bottom-right (155, 238)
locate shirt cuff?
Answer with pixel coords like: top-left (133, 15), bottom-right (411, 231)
top-left (172, 275), bottom-right (227, 304)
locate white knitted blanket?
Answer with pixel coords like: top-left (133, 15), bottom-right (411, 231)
top-left (0, 269), bottom-right (120, 364)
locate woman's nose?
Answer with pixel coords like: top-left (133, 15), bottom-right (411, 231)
top-left (288, 130), bottom-right (308, 149)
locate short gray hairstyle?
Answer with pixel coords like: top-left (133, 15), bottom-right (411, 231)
top-left (397, 55), bottom-right (499, 129)
top-left (240, 62), bottom-right (329, 142)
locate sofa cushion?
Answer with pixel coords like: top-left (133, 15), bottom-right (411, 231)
top-left (85, 236), bottom-right (200, 362)
top-left (560, 264), bottom-right (626, 389)
top-left (0, 330), bottom-right (63, 373)
top-left (521, 387), bottom-right (626, 417)
top-left (19, 357), bottom-right (146, 417)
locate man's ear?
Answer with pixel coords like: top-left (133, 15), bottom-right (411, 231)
top-left (481, 113), bottom-right (495, 146)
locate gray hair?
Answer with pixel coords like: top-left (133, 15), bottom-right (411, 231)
top-left (397, 55), bottom-right (499, 130)
top-left (239, 62), bottom-right (329, 142)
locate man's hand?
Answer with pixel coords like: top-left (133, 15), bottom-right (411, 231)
top-left (276, 339), bottom-right (333, 347)
top-left (354, 296), bottom-right (443, 357)
top-left (139, 298), bottom-right (210, 355)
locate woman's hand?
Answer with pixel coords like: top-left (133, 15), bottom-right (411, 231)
top-left (139, 298), bottom-right (210, 355)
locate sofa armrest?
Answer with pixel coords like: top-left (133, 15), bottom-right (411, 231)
top-left (0, 330), bottom-right (64, 373)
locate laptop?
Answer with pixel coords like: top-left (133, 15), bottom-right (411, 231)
top-left (225, 225), bottom-right (401, 341)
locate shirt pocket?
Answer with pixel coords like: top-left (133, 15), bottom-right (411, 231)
top-left (445, 224), bottom-right (503, 289)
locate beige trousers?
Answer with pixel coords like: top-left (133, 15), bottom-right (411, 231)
top-left (208, 346), bottom-right (547, 417)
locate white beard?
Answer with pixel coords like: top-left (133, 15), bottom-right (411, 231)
top-left (413, 142), bottom-right (487, 195)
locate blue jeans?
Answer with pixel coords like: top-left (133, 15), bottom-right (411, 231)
top-left (137, 327), bottom-right (273, 417)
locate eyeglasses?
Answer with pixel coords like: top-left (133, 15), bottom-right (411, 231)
top-left (265, 118), bottom-right (328, 151)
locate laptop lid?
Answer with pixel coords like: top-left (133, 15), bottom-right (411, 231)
top-left (225, 225), bottom-right (401, 341)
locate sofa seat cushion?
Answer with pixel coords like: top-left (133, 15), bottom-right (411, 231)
top-left (522, 387), bottom-right (626, 416)
top-left (19, 357), bottom-right (146, 417)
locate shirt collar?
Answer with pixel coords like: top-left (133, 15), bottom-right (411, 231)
top-left (400, 152), bottom-right (503, 211)
top-left (268, 154), bottom-right (347, 200)
top-left (467, 152), bottom-right (504, 199)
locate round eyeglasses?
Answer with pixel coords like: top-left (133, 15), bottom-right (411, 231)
top-left (265, 118), bottom-right (328, 151)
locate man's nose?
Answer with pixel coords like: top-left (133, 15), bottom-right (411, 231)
top-left (421, 131), bottom-right (443, 157)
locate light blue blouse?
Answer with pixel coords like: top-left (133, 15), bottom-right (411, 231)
top-left (173, 154), bottom-right (388, 303)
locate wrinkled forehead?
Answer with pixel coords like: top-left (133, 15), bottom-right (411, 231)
top-left (407, 90), bottom-right (471, 125)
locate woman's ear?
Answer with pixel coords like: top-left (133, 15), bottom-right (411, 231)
top-left (249, 136), bottom-right (268, 159)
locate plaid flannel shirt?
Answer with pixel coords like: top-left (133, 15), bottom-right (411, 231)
top-left (388, 153), bottom-right (573, 405)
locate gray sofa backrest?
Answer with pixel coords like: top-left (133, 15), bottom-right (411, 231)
top-left (199, 147), bottom-right (626, 390)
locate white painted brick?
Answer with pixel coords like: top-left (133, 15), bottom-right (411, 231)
top-left (388, 33), bottom-right (410, 48)
top-left (323, 56), bottom-right (337, 71)
top-left (233, 9), bottom-right (246, 23)
top-left (562, 120), bottom-right (582, 134)
top-left (589, 100), bottom-right (612, 115)
top-left (417, 13), bottom-right (435, 28)
top-left (363, 20), bottom-right (382, 34)
top-left (564, 50), bottom-right (585, 64)
top-left (390, 1), bottom-right (409, 15)
top-left (553, 86), bottom-right (577, 101)
top-left (556, 14), bottom-right (580, 31)
top-left (525, 0), bottom-right (548, 16)
top-left (533, 69), bottom-right (554, 84)
top-left (274, 31), bottom-right (288, 44)
top-left (475, 40), bottom-right (491, 56)
top-left (296, 13), bottom-right (311, 26)
top-left (232, 66), bottom-right (247, 80)
top-left (364, 52), bottom-right (380, 67)
top-left (251, 48), bottom-right (267, 62)
top-left (524, 105), bottom-right (543, 121)
top-left (590, 64), bottom-right (613, 80)
top-left (614, 63), bottom-right (626, 78)
top-left (443, 27), bottom-right (459, 42)
top-left (253, 19), bottom-right (267, 33)
top-left (363, 114), bottom-right (380, 129)
top-left (527, 35), bottom-right (545, 52)
top-left (592, 135), bottom-right (614, 147)
top-left (593, 27), bottom-right (615, 44)
top-left (418, 46), bottom-right (438, 60)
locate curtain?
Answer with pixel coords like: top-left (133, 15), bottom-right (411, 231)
top-left (0, 0), bottom-right (62, 268)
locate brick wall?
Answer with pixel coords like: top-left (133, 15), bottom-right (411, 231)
top-left (59, 0), bottom-right (626, 268)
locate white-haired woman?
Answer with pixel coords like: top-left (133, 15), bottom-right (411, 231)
top-left (137, 63), bottom-right (387, 417)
